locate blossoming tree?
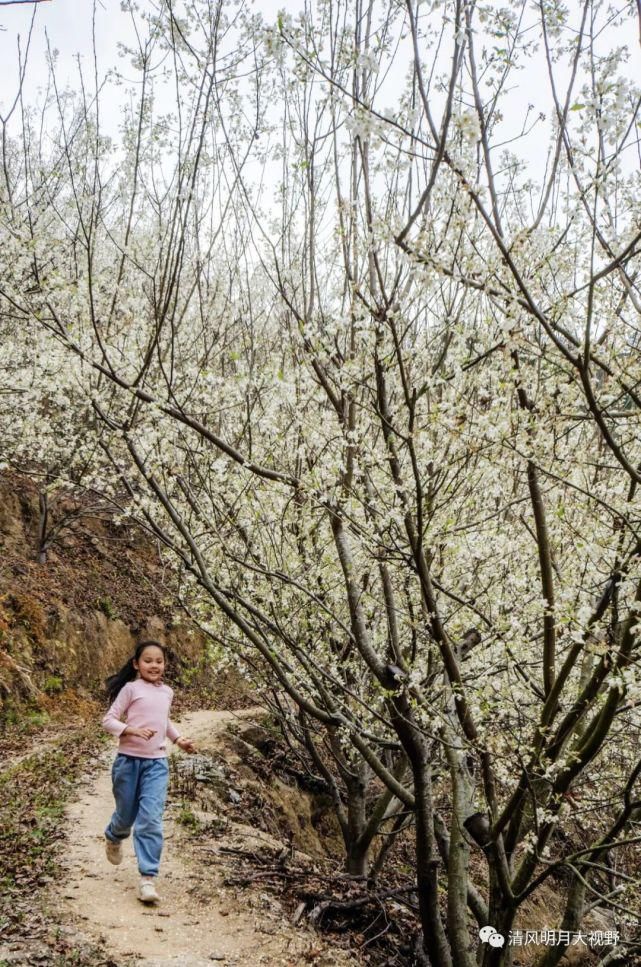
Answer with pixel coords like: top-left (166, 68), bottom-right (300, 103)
top-left (1, 0), bottom-right (641, 964)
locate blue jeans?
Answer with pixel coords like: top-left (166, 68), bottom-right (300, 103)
top-left (105, 754), bottom-right (169, 877)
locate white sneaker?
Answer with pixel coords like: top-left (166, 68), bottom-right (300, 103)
top-left (138, 877), bottom-right (160, 904)
top-left (105, 838), bottom-right (122, 865)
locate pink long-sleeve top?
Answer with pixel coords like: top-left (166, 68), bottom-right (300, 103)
top-left (102, 679), bottom-right (180, 758)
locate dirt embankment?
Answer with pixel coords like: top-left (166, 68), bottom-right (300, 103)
top-left (0, 471), bottom-right (250, 718)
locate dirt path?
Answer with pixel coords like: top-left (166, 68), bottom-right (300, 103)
top-left (61, 709), bottom-right (352, 967)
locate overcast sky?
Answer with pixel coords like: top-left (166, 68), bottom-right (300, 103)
top-left (1, 1), bottom-right (639, 186)
top-left (0, 0), bottom-right (282, 113)
top-left (0, 1), bottom-right (122, 105)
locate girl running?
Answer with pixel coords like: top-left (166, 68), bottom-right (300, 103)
top-left (102, 640), bottom-right (196, 903)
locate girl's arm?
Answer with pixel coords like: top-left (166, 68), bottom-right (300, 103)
top-left (102, 684), bottom-right (132, 737)
top-left (175, 736), bottom-right (198, 753)
top-left (168, 719), bottom-right (197, 753)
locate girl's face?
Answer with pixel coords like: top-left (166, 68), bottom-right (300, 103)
top-left (134, 645), bottom-right (165, 683)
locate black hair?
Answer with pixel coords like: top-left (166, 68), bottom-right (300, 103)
top-left (105, 640), bottom-right (166, 704)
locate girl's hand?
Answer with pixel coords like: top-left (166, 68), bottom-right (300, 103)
top-left (123, 726), bottom-right (156, 740)
top-left (176, 736), bottom-right (197, 754)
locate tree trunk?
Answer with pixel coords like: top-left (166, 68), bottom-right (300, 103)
top-left (480, 874), bottom-right (515, 967)
top-left (414, 754), bottom-right (453, 967)
top-left (343, 769), bottom-right (370, 877)
top-left (446, 738), bottom-right (476, 967)
top-left (345, 840), bottom-right (369, 877)
top-left (389, 691), bottom-right (452, 966)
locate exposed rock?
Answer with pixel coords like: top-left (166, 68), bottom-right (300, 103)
top-left (236, 722), bottom-right (276, 753)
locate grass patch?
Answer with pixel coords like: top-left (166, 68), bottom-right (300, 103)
top-left (0, 723), bottom-right (109, 964)
top-left (0, 735), bottom-right (93, 902)
top-left (96, 595), bottom-right (118, 620)
top-left (176, 804), bottom-right (202, 830)
top-left (42, 675), bottom-right (64, 694)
